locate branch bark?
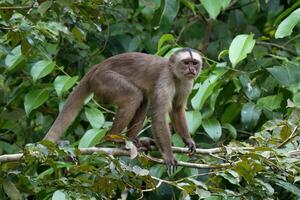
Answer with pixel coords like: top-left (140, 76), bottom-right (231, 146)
top-left (0, 146), bottom-right (253, 168)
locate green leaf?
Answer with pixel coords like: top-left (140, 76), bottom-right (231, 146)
top-left (3, 180), bottom-right (22, 200)
top-left (84, 107), bottom-right (105, 129)
top-left (223, 123), bottom-right (237, 139)
top-left (157, 34), bottom-right (175, 50)
top-left (191, 68), bottom-right (227, 110)
top-left (202, 117), bottom-right (222, 141)
top-left (52, 190), bottom-right (67, 200)
top-left (185, 110), bottom-right (202, 134)
top-left (200, 0), bottom-right (222, 20)
top-left (38, 1), bottom-right (52, 16)
top-left (239, 74), bottom-right (261, 100)
top-left (257, 93), bottom-right (283, 111)
top-left (24, 89), bottom-right (49, 115)
top-left (276, 180), bottom-right (300, 197)
top-left (275, 8), bottom-right (300, 39)
top-left (221, 103), bottom-right (242, 124)
top-left (280, 125), bottom-right (292, 141)
top-left (229, 34), bottom-right (256, 68)
top-left (267, 63), bottom-right (300, 87)
top-left (53, 75), bottom-right (78, 96)
top-left (241, 102), bottom-right (262, 129)
top-left (30, 60), bottom-right (55, 82)
top-left (221, 0), bottom-right (231, 9)
top-left (5, 45), bottom-right (25, 70)
top-left (159, 0), bottom-right (180, 32)
top-left (79, 129), bottom-right (107, 148)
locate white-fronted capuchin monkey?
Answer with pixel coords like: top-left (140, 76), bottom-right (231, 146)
top-left (44, 48), bottom-right (203, 172)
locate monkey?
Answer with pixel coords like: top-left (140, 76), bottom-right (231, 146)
top-left (43, 48), bottom-right (203, 173)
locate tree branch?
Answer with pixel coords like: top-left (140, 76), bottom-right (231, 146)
top-left (0, 146), bottom-right (253, 167)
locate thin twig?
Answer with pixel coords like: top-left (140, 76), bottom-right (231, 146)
top-left (256, 41), bottom-right (297, 56)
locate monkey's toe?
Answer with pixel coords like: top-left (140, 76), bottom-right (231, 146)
top-left (166, 158), bottom-right (177, 176)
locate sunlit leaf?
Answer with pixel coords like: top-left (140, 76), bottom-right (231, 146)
top-left (275, 8), bottom-right (300, 38)
top-left (229, 34), bottom-right (255, 68)
top-left (200, 0), bottom-right (222, 20)
top-left (84, 107), bottom-right (105, 129)
top-left (54, 75), bottom-right (78, 96)
top-left (202, 117), bottom-right (222, 141)
top-left (24, 89), bottom-right (49, 115)
top-left (191, 68), bottom-right (227, 110)
top-left (30, 60), bottom-right (55, 82)
top-left (79, 129), bottom-right (107, 148)
top-left (157, 34), bottom-right (175, 50)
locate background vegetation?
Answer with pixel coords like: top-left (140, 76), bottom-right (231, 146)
top-left (1, 0), bottom-right (300, 199)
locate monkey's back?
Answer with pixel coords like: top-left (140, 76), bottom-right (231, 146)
top-left (92, 52), bottom-right (171, 95)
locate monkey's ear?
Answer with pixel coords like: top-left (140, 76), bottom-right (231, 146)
top-left (168, 54), bottom-right (177, 66)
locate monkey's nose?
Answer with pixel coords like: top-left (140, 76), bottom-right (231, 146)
top-left (189, 67), bottom-right (196, 75)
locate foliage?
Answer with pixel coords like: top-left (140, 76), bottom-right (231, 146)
top-left (1, 0), bottom-right (300, 199)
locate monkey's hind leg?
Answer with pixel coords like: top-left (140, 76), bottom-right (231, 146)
top-left (95, 71), bottom-right (144, 139)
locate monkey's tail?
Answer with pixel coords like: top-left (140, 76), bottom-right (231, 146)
top-left (43, 73), bottom-right (93, 142)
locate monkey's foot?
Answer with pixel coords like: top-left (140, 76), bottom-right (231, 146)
top-left (166, 157), bottom-right (178, 176)
top-left (184, 139), bottom-right (196, 155)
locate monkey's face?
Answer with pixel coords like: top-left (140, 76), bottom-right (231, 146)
top-left (171, 50), bottom-right (202, 80)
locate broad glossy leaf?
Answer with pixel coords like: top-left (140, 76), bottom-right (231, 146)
top-left (52, 190), bottom-right (66, 200)
top-left (267, 63), bottom-right (300, 87)
top-left (159, 0), bottom-right (179, 32)
top-left (257, 93), bottom-right (283, 111)
top-left (241, 102), bottom-right (262, 129)
top-left (24, 89), bottom-right (49, 115)
top-left (275, 8), bottom-right (300, 38)
top-left (239, 74), bottom-right (261, 100)
top-left (5, 45), bottom-right (25, 70)
top-left (54, 75), bottom-right (78, 96)
top-left (200, 0), bottom-right (222, 20)
top-left (221, 103), bottom-right (242, 123)
top-left (157, 34), bottom-right (175, 50)
top-left (229, 34), bottom-right (255, 68)
top-left (84, 107), bottom-right (105, 129)
top-left (79, 129), bottom-right (107, 148)
top-left (191, 68), bottom-right (227, 110)
top-left (185, 110), bottom-right (202, 135)
top-left (202, 117), bottom-right (222, 141)
top-left (223, 123), bottom-right (237, 139)
top-left (30, 60), bottom-right (55, 82)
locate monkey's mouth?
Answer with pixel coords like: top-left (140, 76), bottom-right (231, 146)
top-left (185, 72), bottom-right (196, 78)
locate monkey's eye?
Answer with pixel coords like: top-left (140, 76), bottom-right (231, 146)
top-left (192, 61), bottom-right (199, 65)
top-left (183, 60), bottom-right (190, 65)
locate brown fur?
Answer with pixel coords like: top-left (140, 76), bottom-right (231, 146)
top-left (44, 49), bottom-right (203, 171)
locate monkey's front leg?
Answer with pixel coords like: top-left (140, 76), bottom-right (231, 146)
top-left (170, 106), bottom-right (196, 154)
top-left (151, 106), bottom-right (177, 174)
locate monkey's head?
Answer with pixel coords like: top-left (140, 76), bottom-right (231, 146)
top-left (169, 48), bottom-right (203, 80)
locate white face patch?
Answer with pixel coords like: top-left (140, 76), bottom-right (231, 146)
top-left (177, 51), bottom-right (202, 63)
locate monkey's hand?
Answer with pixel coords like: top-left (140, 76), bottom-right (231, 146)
top-left (166, 157), bottom-right (178, 176)
top-left (185, 139), bottom-right (196, 155)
